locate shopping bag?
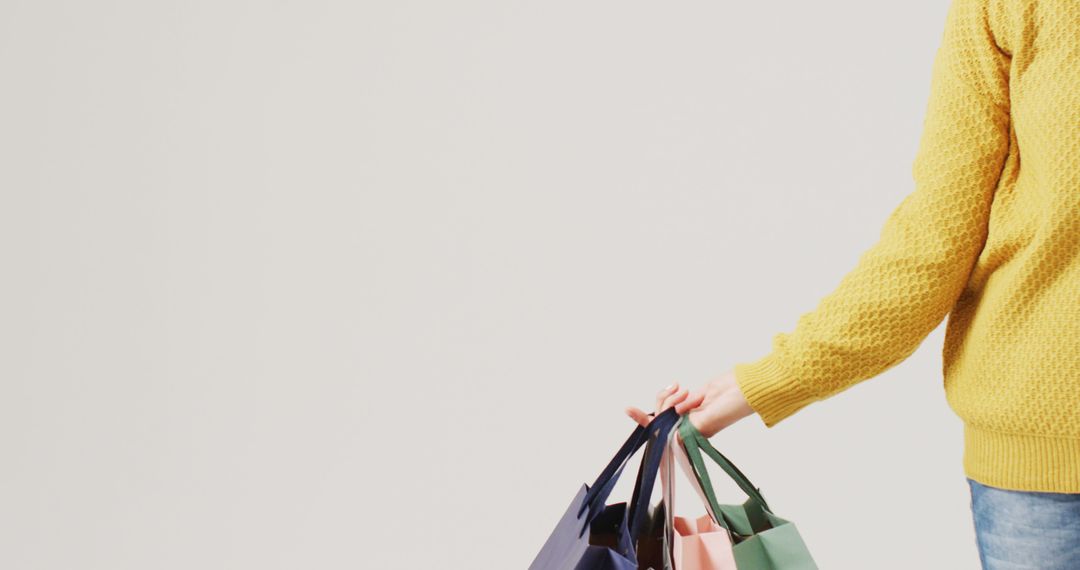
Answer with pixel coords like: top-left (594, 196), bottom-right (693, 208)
top-left (677, 416), bottom-right (818, 570)
top-left (658, 420), bottom-right (738, 570)
top-left (528, 407), bottom-right (681, 570)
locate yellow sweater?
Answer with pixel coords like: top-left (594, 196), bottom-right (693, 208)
top-left (732, 0), bottom-right (1080, 494)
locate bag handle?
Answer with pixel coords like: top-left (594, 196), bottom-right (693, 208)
top-left (678, 415), bottom-right (773, 535)
top-left (671, 428), bottom-right (721, 525)
top-left (580, 410), bottom-right (655, 516)
top-left (582, 430), bottom-right (641, 506)
top-left (577, 407), bottom-right (680, 536)
top-left (664, 419), bottom-right (745, 532)
top-left (624, 408), bottom-right (679, 541)
top-left (659, 423), bottom-right (682, 568)
top-left (659, 419), bottom-right (743, 555)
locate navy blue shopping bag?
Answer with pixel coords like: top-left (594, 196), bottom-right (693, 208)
top-left (529, 407), bottom-right (680, 570)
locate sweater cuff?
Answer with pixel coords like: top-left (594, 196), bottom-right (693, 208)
top-left (733, 352), bottom-right (819, 428)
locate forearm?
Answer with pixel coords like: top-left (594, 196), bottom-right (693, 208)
top-left (733, 0), bottom-right (1012, 428)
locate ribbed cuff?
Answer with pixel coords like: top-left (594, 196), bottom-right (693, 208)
top-left (733, 352), bottom-right (819, 428)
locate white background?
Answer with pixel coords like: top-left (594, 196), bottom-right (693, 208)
top-left (1, 1), bottom-right (979, 568)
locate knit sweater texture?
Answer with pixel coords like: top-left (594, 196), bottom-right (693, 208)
top-left (732, 0), bottom-right (1080, 493)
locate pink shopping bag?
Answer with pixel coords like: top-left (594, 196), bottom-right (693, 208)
top-left (660, 424), bottom-right (738, 570)
top-left (672, 514), bottom-right (736, 570)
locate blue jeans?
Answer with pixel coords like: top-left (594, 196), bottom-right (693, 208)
top-left (968, 477), bottom-right (1080, 569)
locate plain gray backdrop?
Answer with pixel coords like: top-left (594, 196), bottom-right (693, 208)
top-left (2, 1), bottom-right (982, 568)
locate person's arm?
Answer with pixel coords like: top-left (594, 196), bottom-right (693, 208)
top-left (733, 0), bottom-right (1013, 428)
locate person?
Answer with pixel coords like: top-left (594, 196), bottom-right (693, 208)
top-left (626, 0), bottom-right (1080, 568)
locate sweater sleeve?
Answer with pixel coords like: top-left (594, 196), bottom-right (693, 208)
top-left (733, 0), bottom-right (1013, 428)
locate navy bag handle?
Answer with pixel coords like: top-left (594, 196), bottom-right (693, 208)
top-left (626, 410), bottom-right (679, 540)
top-left (577, 408), bottom-right (680, 539)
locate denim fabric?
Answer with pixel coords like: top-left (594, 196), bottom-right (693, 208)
top-left (968, 477), bottom-right (1080, 569)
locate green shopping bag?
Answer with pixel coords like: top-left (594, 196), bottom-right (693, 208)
top-left (677, 416), bottom-right (818, 570)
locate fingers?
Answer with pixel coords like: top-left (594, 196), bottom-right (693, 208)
top-left (625, 406), bottom-right (652, 427)
top-left (630, 381), bottom-right (713, 428)
top-left (655, 383), bottom-right (678, 411)
top-left (658, 387), bottom-right (691, 414)
top-left (674, 391), bottom-right (706, 414)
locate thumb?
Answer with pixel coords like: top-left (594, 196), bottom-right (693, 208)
top-left (625, 406), bottom-right (652, 427)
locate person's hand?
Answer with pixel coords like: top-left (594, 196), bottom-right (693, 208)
top-left (625, 369), bottom-right (756, 438)
top-left (625, 382), bottom-right (705, 427)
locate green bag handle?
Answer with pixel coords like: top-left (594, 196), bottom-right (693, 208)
top-left (678, 415), bottom-right (773, 535)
